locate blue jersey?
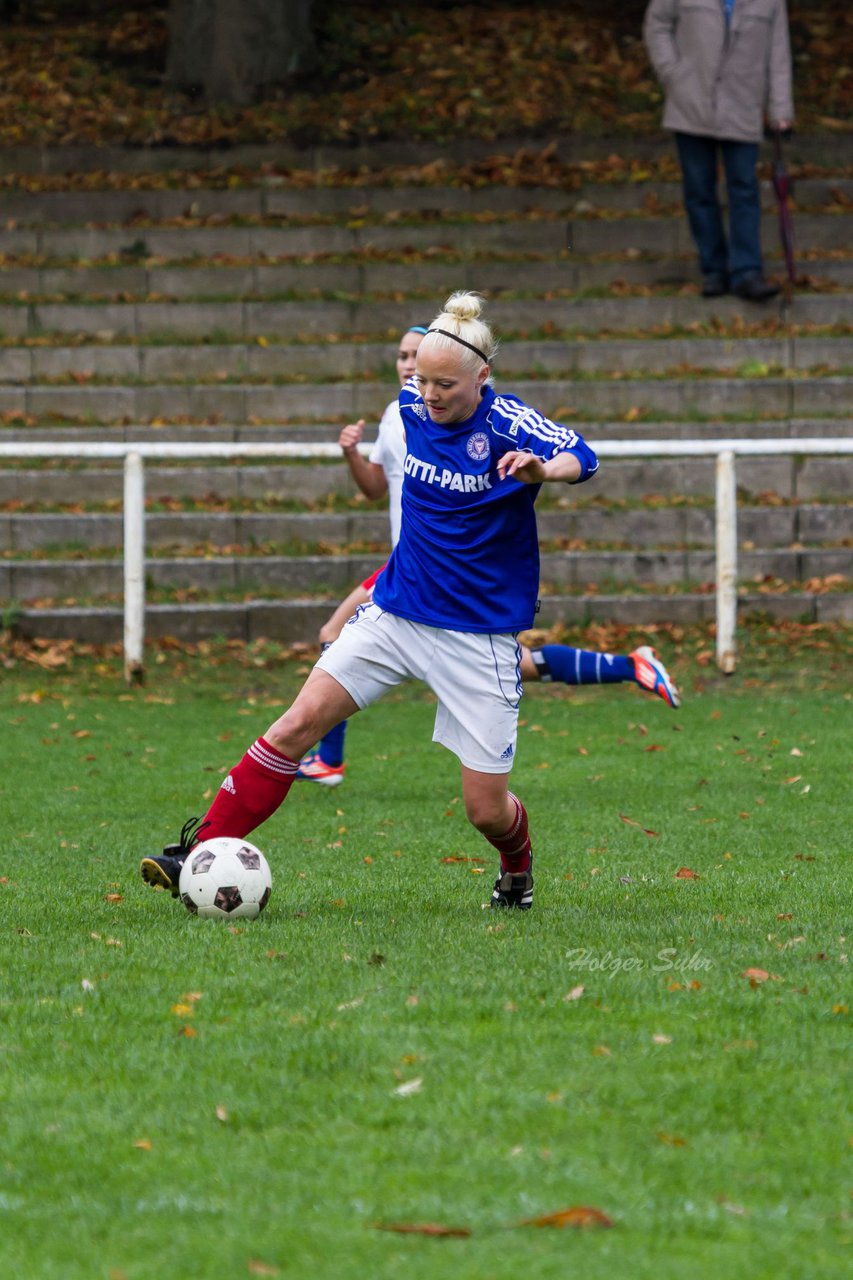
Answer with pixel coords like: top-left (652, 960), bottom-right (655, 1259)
top-left (372, 381), bottom-right (599, 633)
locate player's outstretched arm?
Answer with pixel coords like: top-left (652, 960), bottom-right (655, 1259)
top-left (497, 450), bottom-right (582, 485)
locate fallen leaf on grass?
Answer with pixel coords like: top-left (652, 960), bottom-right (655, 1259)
top-left (247, 1261), bottom-right (280, 1276)
top-left (619, 813), bottom-right (659, 837)
top-left (656, 1131), bottom-right (687, 1147)
top-left (674, 867), bottom-right (700, 879)
top-left (563, 985), bottom-right (585, 1002)
top-left (373, 1222), bottom-right (471, 1238)
top-left (518, 1205), bottom-right (614, 1229)
top-left (440, 855), bottom-right (486, 864)
top-left (742, 968), bottom-right (781, 985)
top-left (133, 1138), bottom-right (152, 1151)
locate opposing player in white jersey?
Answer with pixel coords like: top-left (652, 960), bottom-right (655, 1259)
top-left (141, 291), bottom-right (602, 910)
top-left (297, 328), bottom-right (679, 787)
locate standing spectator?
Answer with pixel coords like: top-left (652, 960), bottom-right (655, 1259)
top-left (643, 0), bottom-right (794, 301)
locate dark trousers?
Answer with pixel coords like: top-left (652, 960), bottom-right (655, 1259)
top-left (675, 132), bottom-right (763, 286)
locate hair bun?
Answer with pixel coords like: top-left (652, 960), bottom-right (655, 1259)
top-left (444, 292), bottom-right (483, 322)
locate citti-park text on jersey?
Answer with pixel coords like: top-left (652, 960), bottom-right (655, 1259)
top-left (404, 452), bottom-right (493, 492)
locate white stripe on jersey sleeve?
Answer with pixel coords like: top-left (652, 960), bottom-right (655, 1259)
top-left (489, 395), bottom-right (580, 453)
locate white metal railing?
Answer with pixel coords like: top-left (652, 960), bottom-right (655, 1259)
top-left (0, 438), bottom-right (851, 681)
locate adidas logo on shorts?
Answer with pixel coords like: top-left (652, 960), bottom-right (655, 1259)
top-left (500, 743), bottom-right (514, 760)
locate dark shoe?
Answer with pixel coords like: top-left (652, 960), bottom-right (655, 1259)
top-left (491, 859), bottom-right (534, 910)
top-left (140, 853), bottom-right (185, 896)
top-left (732, 274), bottom-right (780, 302)
top-left (140, 816), bottom-right (208, 898)
top-left (701, 272), bottom-right (728, 297)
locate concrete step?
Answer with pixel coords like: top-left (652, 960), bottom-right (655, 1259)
top-left (0, 462), bottom-right (361, 505)
top-left (14, 587), bottom-right (852, 645)
top-left (3, 133), bottom-right (851, 179)
top-left (2, 503), bottom-right (849, 554)
top-left (0, 374), bottom-right (849, 424)
top-left (1, 335), bottom-right (849, 384)
top-left (4, 248), bottom-right (852, 298)
top-left (4, 547), bottom-right (850, 604)
top-left (0, 211), bottom-right (847, 262)
top-left (2, 256), bottom-right (853, 299)
top-left (4, 178), bottom-right (851, 225)
top-left (2, 552), bottom-right (384, 599)
top-left (0, 293), bottom-right (849, 341)
top-left (0, 509), bottom-right (391, 551)
top-left (1, 450), bottom-right (851, 503)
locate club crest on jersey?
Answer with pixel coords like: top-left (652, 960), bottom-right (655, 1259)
top-left (466, 431), bottom-right (490, 462)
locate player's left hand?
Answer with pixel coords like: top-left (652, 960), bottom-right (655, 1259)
top-left (497, 450), bottom-right (546, 484)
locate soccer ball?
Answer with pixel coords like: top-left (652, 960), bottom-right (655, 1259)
top-left (179, 837), bottom-right (272, 920)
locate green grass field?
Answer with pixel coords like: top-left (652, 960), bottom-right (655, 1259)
top-left (1, 630), bottom-right (850, 1279)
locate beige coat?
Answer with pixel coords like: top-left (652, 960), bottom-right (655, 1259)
top-left (643, 0), bottom-right (794, 143)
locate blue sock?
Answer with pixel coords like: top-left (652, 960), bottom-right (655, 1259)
top-left (317, 719), bottom-right (347, 767)
top-left (533, 645), bottom-right (634, 686)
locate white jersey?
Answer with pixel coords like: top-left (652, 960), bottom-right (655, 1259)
top-left (368, 399), bottom-right (406, 546)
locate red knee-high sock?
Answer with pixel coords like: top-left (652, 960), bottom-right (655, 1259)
top-left (198, 737), bottom-right (298, 842)
top-left (485, 792), bottom-right (532, 874)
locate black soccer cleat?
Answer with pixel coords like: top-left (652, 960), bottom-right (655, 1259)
top-left (140, 816), bottom-right (209, 898)
top-left (490, 860), bottom-right (534, 910)
top-left (140, 852), bottom-right (185, 896)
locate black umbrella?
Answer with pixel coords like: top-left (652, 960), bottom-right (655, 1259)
top-left (771, 129), bottom-right (796, 292)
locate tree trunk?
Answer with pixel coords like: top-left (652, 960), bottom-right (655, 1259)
top-left (166, 0), bottom-right (316, 106)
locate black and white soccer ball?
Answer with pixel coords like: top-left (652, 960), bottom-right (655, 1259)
top-left (179, 837), bottom-right (272, 920)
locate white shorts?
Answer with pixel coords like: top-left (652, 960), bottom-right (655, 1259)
top-left (315, 604), bottom-right (522, 774)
